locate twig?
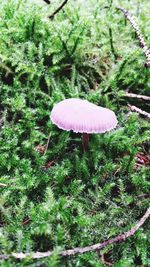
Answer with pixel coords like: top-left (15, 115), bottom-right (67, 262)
top-left (117, 6), bottom-right (150, 67)
top-left (49, 0), bottom-right (69, 19)
top-left (101, 253), bottom-right (113, 266)
top-left (43, 132), bottom-right (51, 156)
top-left (22, 218), bottom-right (31, 225)
top-left (43, 0), bottom-right (51, 4)
top-left (0, 207), bottom-right (149, 260)
top-left (136, 193), bottom-right (148, 199)
top-left (125, 92), bottom-right (150, 101)
top-left (128, 104), bottom-right (150, 119)
top-left (0, 183), bottom-right (7, 187)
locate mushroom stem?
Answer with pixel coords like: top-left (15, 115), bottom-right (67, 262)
top-left (82, 133), bottom-right (89, 151)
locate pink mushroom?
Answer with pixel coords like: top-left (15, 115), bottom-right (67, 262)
top-left (50, 98), bottom-right (118, 151)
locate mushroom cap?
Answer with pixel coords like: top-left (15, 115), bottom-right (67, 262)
top-left (50, 98), bottom-right (118, 134)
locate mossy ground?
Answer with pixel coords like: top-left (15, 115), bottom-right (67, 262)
top-left (0, 0), bottom-right (150, 266)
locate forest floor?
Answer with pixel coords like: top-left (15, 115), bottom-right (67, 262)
top-left (0, 0), bottom-right (150, 266)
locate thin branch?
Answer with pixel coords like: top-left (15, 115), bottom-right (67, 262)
top-left (49, 0), bottom-right (69, 19)
top-left (125, 92), bottom-right (150, 101)
top-left (42, 0), bottom-right (51, 4)
top-left (128, 104), bottom-right (150, 119)
top-left (0, 207), bottom-right (149, 260)
top-left (117, 6), bottom-right (150, 67)
top-left (101, 252), bottom-right (113, 266)
top-left (43, 132), bottom-right (51, 156)
top-left (0, 183), bottom-right (7, 187)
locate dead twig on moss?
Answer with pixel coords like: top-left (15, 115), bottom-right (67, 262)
top-left (43, 132), bottom-right (51, 156)
top-left (49, 0), bottom-right (69, 19)
top-left (125, 92), bottom-right (150, 101)
top-left (43, 0), bottom-right (51, 4)
top-left (101, 253), bottom-right (113, 266)
top-left (117, 6), bottom-right (150, 67)
top-left (0, 183), bottom-right (7, 187)
top-left (128, 104), bottom-right (150, 119)
top-left (0, 207), bottom-right (149, 260)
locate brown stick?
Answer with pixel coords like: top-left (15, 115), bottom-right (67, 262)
top-left (43, 132), bottom-right (51, 156)
top-left (117, 6), bottom-right (150, 67)
top-left (0, 207), bottom-right (149, 260)
top-left (101, 253), bottom-right (113, 266)
top-left (128, 104), bottom-right (150, 119)
top-left (49, 0), bottom-right (69, 19)
top-left (125, 92), bottom-right (150, 101)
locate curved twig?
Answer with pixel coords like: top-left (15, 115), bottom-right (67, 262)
top-left (128, 104), bottom-right (150, 119)
top-left (49, 0), bottom-right (69, 19)
top-left (43, 132), bottom-right (51, 156)
top-left (125, 92), bottom-right (150, 101)
top-left (43, 0), bottom-right (51, 4)
top-left (0, 207), bottom-right (149, 260)
top-left (117, 6), bottom-right (150, 67)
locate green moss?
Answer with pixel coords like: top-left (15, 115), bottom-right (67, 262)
top-left (0, 0), bottom-right (150, 266)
